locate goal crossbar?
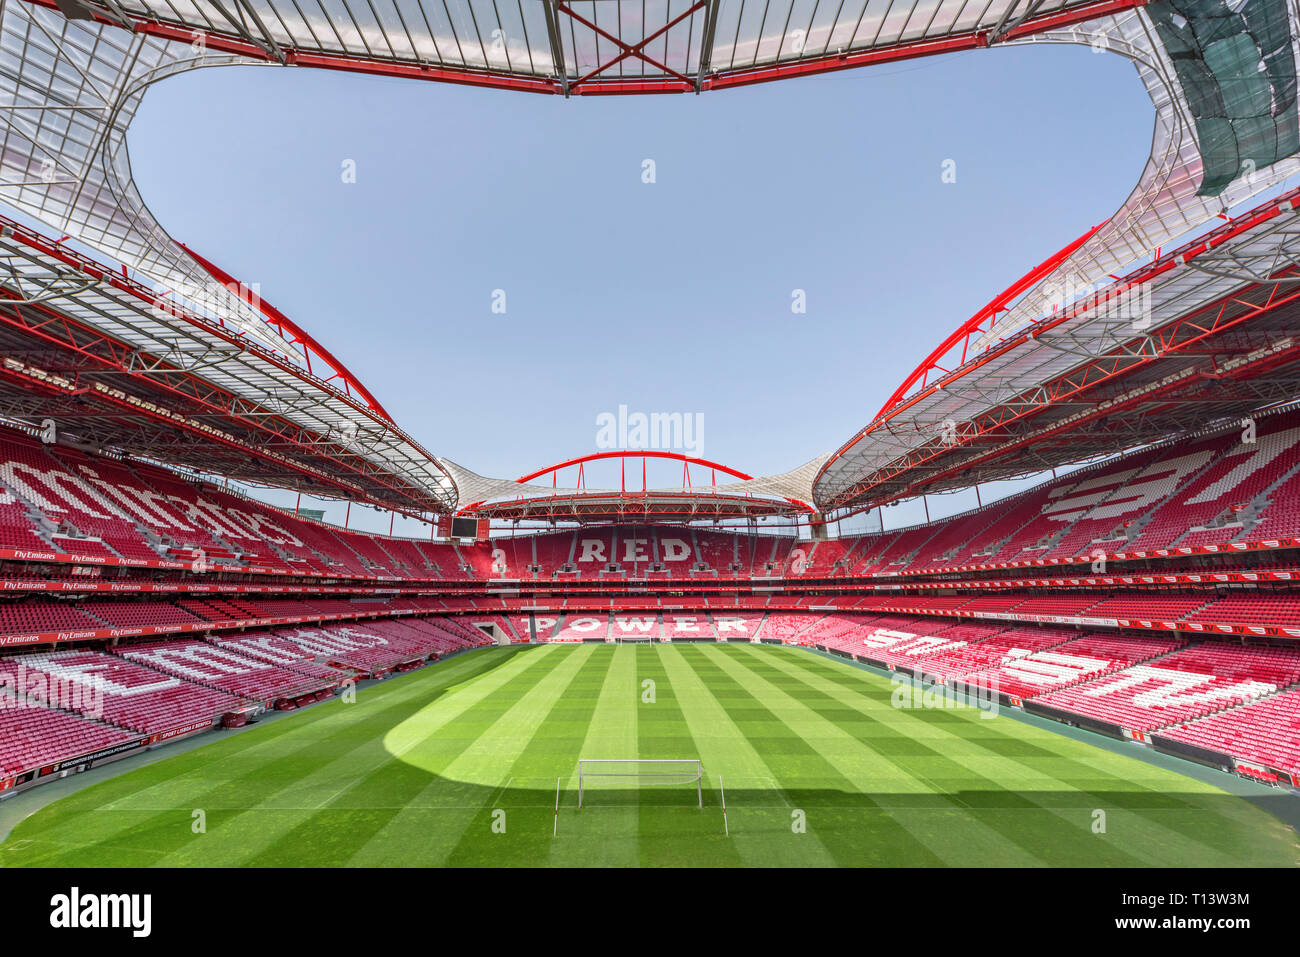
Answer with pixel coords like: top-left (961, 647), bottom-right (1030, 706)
top-left (577, 759), bottom-right (702, 808)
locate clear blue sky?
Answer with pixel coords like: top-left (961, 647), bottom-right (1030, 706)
top-left (128, 44), bottom-right (1152, 534)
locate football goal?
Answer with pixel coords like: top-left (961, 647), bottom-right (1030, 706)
top-left (577, 759), bottom-right (703, 808)
top-left (615, 633), bottom-right (656, 644)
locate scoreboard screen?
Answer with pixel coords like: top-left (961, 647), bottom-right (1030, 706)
top-left (450, 516), bottom-right (479, 539)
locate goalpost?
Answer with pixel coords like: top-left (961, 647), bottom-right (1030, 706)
top-left (577, 759), bottom-right (703, 808)
top-left (615, 633), bottom-right (656, 644)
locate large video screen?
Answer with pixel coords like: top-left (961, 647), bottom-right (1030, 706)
top-left (450, 516), bottom-right (479, 539)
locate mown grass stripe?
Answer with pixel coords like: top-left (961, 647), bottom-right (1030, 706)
top-left (173, 646), bottom-right (566, 867)
top-left (274, 644), bottom-right (591, 867)
top-left (96, 649), bottom-right (513, 815)
top-left (632, 646), bottom-right (743, 867)
top-left (15, 649), bottom-right (537, 867)
top-left (440, 644), bottom-right (622, 866)
top-left (748, 645), bottom-right (1285, 867)
top-left (546, 643), bottom-right (642, 866)
top-left (658, 644), bottom-right (838, 867)
top-left (723, 645), bottom-right (1141, 867)
top-left (688, 645), bottom-right (956, 867)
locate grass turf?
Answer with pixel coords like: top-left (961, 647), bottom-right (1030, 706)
top-left (2, 643), bottom-right (1296, 867)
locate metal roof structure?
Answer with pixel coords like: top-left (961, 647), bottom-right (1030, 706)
top-left (18, 0), bottom-right (1145, 94)
top-left (1, 0), bottom-right (1299, 524)
top-left (446, 451), bottom-right (826, 523)
top-left (0, 211), bottom-right (458, 513)
top-left (815, 186), bottom-right (1300, 511)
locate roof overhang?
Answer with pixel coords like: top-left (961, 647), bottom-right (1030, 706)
top-left (0, 213), bottom-right (457, 515)
top-left (816, 187), bottom-right (1300, 512)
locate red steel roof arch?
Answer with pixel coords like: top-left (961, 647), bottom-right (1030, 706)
top-left (814, 187), bottom-right (1300, 512)
top-left (872, 224), bottom-right (1102, 423)
top-left (179, 244), bottom-right (394, 423)
top-left (516, 450), bottom-right (753, 485)
top-left (0, 214), bottom-right (457, 514)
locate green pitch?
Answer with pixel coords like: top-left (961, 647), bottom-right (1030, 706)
top-left (3, 643), bottom-right (1296, 867)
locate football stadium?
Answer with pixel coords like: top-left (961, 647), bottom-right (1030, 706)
top-left (0, 0), bottom-right (1298, 907)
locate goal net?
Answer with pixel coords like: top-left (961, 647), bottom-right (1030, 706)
top-left (577, 759), bottom-right (703, 808)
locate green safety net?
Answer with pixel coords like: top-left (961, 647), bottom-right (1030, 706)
top-left (1149, 0), bottom-right (1299, 195)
